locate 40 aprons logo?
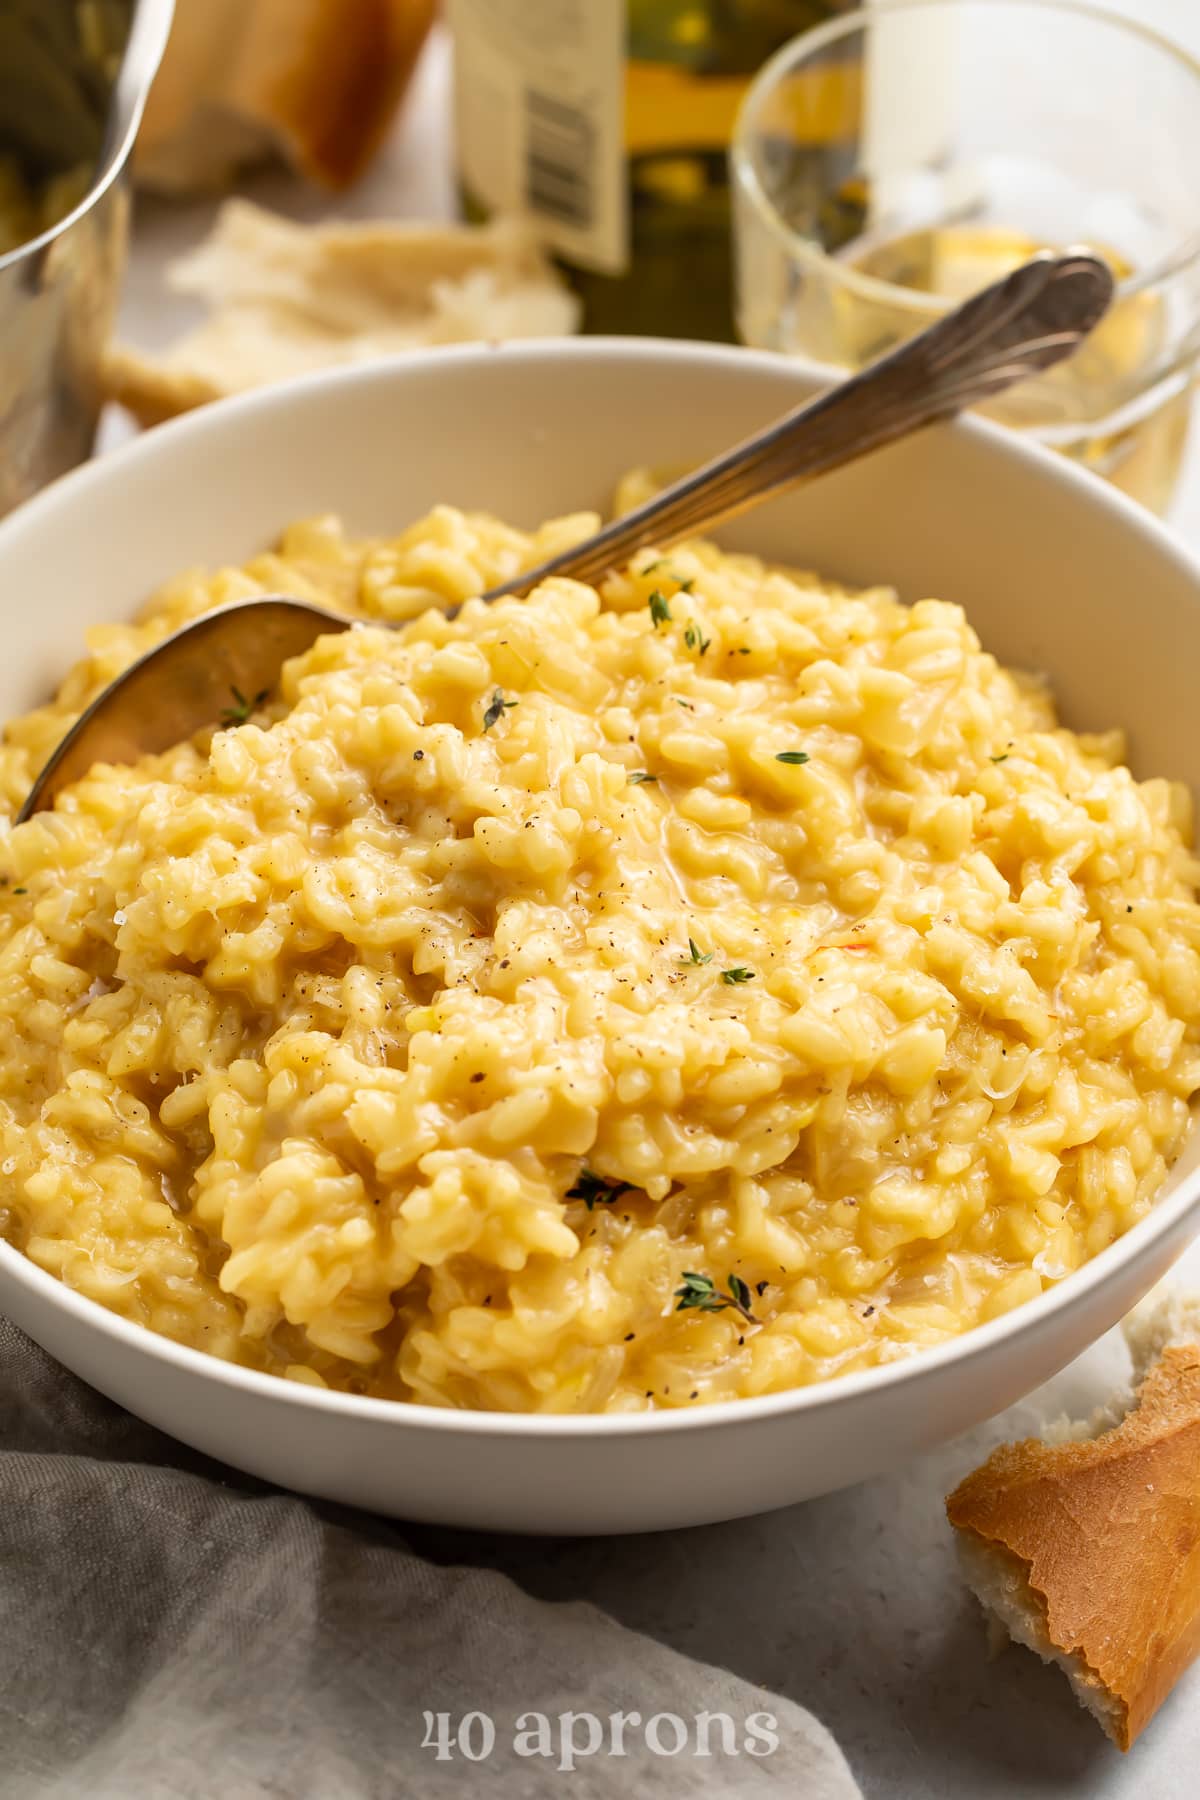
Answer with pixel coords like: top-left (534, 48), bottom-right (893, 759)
top-left (421, 1708), bottom-right (780, 1771)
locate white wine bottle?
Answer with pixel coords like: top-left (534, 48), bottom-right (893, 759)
top-left (449, 1), bottom-right (858, 341)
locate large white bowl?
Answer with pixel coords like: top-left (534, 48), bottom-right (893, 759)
top-left (3, 340), bottom-right (1200, 1533)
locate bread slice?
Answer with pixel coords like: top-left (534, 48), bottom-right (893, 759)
top-left (104, 201), bottom-right (580, 426)
top-left (136, 0), bottom-right (437, 193)
top-left (946, 1292), bottom-right (1200, 1749)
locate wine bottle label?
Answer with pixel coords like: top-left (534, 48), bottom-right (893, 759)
top-left (449, 0), bottom-right (628, 275)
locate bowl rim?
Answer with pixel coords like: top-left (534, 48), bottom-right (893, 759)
top-left (3, 332), bottom-right (1200, 1439)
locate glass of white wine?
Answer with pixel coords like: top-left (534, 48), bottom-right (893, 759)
top-left (731, 0), bottom-right (1200, 513)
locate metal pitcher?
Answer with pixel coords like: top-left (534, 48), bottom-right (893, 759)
top-left (0, 0), bottom-right (172, 517)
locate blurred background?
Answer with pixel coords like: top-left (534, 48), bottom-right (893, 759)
top-left (5, 1), bottom-right (1200, 523)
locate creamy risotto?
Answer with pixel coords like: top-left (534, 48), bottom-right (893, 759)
top-left (2, 501), bottom-right (1200, 1412)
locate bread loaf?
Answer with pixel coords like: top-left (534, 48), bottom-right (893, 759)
top-left (135, 0), bottom-right (437, 193)
top-left (105, 200), bottom-right (579, 425)
top-left (947, 1292), bottom-right (1200, 1749)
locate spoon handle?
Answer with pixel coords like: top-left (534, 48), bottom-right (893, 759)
top-left (481, 251), bottom-right (1114, 603)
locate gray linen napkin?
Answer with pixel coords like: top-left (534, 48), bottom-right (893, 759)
top-left (0, 1319), bottom-right (862, 1799)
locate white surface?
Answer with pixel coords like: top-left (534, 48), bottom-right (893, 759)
top-left (91, 8), bottom-right (1200, 1791)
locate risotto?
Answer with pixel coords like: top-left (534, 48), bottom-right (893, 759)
top-left (2, 500), bottom-right (1200, 1413)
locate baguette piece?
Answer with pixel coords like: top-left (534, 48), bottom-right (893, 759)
top-left (136, 0), bottom-right (437, 193)
top-left (947, 1293), bottom-right (1200, 1750)
top-left (105, 201), bottom-right (580, 427)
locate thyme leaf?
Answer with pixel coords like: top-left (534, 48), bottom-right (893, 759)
top-left (220, 685), bottom-right (269, 727)
top-left (566, 1167), bottom-right (633, 1210)
top-left (483, 688), bottom-right (518, 731)
top-left (674, 1271), bottom-right (759, 1325)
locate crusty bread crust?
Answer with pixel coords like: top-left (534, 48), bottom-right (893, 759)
top-left (947, 1341), bottom-right (1200, 1749)
top-left (137, 0), bottom-right (438, 193)
top-left (951, 1530), bottom-right (1127, 1743)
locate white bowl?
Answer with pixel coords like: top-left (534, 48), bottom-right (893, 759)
top-left (3, 340), bottom-right (1200, 1533)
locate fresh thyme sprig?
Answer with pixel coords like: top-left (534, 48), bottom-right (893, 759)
top-left (640, 558), bottom-right (694, 590)
top-left (683, 623), bottom-right (711, 655)
top-left (683, 937), bottom-right (713, 966)
top-left (648, 589), bottom-right (672, 628)
top-left (674, 1271), bottom-right (759, 1325)
top-left (721, 966), bottom-right (755, 985)
top-left (566, 1167), bottom-right (633, 1210)
top-left (483, 688), bottom-right (518, 731)
top-left (220, 685), bottom-right (269, 727)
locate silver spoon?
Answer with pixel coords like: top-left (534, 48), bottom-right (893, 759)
top-left (19, 250), bottom-right (1114, 821)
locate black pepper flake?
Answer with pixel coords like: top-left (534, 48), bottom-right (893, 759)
top-left (470, 1072), bottom-right (486, 1083)
top-left (863, 1305), bottom-right (875, 1317)
top-left (754, 1280), bottom-right (768, 1297)
top-left (413, 749), bottom-right (424, 760)
top-left (624, 1332), bottom-right (635, 1342)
